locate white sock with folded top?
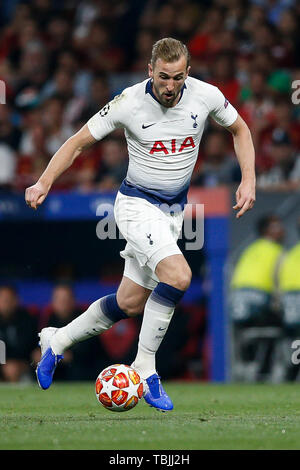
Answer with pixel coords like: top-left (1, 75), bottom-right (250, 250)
top-left (132, 282), bottom-right (185, 379)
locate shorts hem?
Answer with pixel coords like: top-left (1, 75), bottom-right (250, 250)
top-left (147, 244), bottom-right (182, 272)
top-left (123, 272), bottom-right (157, 291)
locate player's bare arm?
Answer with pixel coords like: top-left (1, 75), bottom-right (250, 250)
top-left (226, 114), bottom-right (256, 219)
top-left (25, 124), bottom-right (96, 210)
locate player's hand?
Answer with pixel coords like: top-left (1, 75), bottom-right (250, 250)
top-left (233, 179), bottom-right (256, 219)
top-left (25, 180), bottom-right (50, 210)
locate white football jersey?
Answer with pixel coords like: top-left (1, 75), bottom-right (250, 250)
top-left (87, 76), bottom-right (238, 207)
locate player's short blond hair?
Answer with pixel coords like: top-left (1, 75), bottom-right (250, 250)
top-left (151, 38), bottom-right (190, 69)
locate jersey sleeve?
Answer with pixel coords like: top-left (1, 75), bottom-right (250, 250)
top-left (207, 86), bottom-right (238, 127)
top-left (87, 90), bottom-right (129, 140)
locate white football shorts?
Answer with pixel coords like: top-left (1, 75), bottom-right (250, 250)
top-left (114, 191), bottom-right (184, 290)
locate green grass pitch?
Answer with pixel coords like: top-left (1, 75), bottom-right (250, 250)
top-left (1, 382), bottom-right (300, 450)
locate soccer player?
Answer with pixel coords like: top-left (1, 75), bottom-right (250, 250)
top-left (25, 38), bottom-right (256, 411)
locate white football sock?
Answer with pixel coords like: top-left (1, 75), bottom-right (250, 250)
top-left (132, 294), bottom-right (175, 379)
top-left (50, 298), bottom-right (114, 355)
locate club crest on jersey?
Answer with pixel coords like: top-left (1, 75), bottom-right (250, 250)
top-left (191, 113), bottom-right (198, 128)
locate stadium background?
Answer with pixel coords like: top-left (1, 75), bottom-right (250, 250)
top-left (0, 0), bottom-right (299, 385)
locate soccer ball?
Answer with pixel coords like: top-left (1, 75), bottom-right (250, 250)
top-left (95, 364), bottom-right (144, 412)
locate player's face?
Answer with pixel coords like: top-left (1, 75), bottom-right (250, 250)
top-left (148, 56), bottom-right (190, 108)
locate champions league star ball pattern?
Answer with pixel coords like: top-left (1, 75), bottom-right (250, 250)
top-left (95, 364), bottom-right (144, 412)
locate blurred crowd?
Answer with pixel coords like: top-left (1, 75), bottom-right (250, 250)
top-left (0, 283), bottom-right (207, 383)
top-left (230, 214), bottom-right (300, 382)
top-left (0, 0), bottom-right (300, 192)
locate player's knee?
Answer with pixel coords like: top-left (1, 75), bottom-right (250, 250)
top-left (161, 266), bottom-right (192, 291)
top-left (156, 255), bottom-right (192, 292)
top-left (117, 296), bottom-right (145, 317)
top-left (174, 268), bottom-right (192, 291)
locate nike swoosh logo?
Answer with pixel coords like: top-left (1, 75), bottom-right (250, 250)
top-left (142, 123), bottom-right (156, 129)
top-left (158, 327), bottom-right (166, 331)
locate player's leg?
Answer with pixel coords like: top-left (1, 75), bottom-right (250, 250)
top-left (117, 276), bottom-right (152, 316)
top-left (114, 192), bottom-right (191, 410)
top-left (36, 276), bottom-right (150, 390)
top-left (132, 253), bottom-right (191, 375)
top-left (132, 254), bottom-right (191, 411)
top-left (50, 276), bottom-right (151, 350)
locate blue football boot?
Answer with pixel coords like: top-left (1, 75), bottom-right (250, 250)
top-left (36, 327), bottom-right (63, 390)
top-left (143, 373), bottom-right (174, 412)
